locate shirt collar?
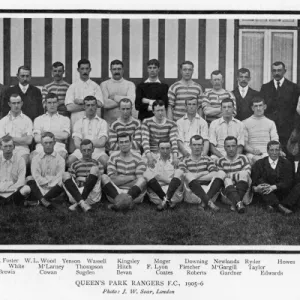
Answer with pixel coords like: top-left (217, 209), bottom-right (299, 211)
top-left (8, 111), bottom-right (24, 119)
top-left (111, 78), bottom-right (124, 83)
top-left (145, 78), bottom-right (161, 83)
top-left (79, 78), bottom-right (91, 84)
top-left (268, 157), bottom-right (279, 166)
top-left (83, 114), bottom-right (101, 121)
top-left (42, 151), bottom-right (57, 158)
top-left (238, 84), bottom-right (249, 93)
top-left (19, 83), bottom-right (29, 92)
top-left (183, 113), bottom-right (201, 120)
top-left (45, 112), bottom-right (59, 117)
top-left (219, 117), bottom-right (237, 124)
top-left (1, 152), bottom-right (14, 163)
top-left (274, 77), bottom-right (285, 88)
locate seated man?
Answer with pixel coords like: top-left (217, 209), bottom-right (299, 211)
top-left (143, 139), bottom-right (184, 211)
top-left (27, 132), bottom-right (66, 209)
top-left (32, 93), bottom-right (70, 160)
top-left (177, 97), bottom-right (209, 157)
top-left (102, 133), bottom-right (147, 208)
top-left (243, 96), bottom-right (279, 165)
top-left (68, 96), bottom-right (109, 168)
top-left (108, 98), bottom-right (141, 154)
top-left (62, 139), bottom-right (104, 212)
top-left (211, 136), bottom-right (252, 213)
top-left (251, 140), bottom-right (294, 214)
top-left (0, 94), bottom-right (33, 165)
top-left (0, 135), bottom-right (31, 206)
top-left (209, 98), bottom-right (244, 161)
top-left (142, 100), bottom-right (178, 168)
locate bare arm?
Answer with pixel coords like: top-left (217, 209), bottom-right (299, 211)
top-left (167, 106), bottom-right (173, 120)
top-left (66, 103), bottom-right (84, 113)
top-left (73, 136), bottom-right (82, 149)
top-left (210, 144), bottom-right (223, 158)
top-left (202, 140), bottom-right (209, 156)
top-left (91, 136), bottom-right (107, 148)
top-left (13, 135), bottom-right (33, 146)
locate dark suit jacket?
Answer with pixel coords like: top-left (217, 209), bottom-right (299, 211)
top-left (260, 78), bottom-right (300, 143)
top-left (2, 84), bottom-right (43, 121)
top-left (232, 86), bottom-right (259, 121)
top-left (251, 156), bottom-right (294, 192)
top-left (0, 83), bottom-right (6, 118)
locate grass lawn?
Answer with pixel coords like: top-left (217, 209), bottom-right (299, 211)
top-left (0, 196), bottom-right (300, 245)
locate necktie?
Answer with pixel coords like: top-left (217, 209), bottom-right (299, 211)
top-left (272, 161), bottom-right (276, 169)
top-left (241, 88), bottom-right (245, 98)
top-left (276, 81), bottom-right (281, 97)
top-left (22, 87), bottom-right (26, 94)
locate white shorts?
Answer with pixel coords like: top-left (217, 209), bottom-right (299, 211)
top-left (71, 148), bottom-right (106, 160)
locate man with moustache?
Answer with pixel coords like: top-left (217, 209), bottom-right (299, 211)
top-left (3, 66), bottom-right (43, 121)
top-left (202, 70), bottom-right (236, 125)
top-left (101, 59), bottom-right (136, 125)
top-left (260, 61), bottom-right (300, 157)
top-left (42, 61), bottom-right (70, 117)
top-left (232, 68), bottom-right (259, 121)
top-left (168, 61), bottom-right (203, 122)
top-left (65, 59), bottom-right (103, 129)
top-left (135, 59), bottom-right (169, 121)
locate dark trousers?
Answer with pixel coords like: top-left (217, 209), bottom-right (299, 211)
top-left (0, 188), bottom-right (26, 206)
top-left (258, 189), bottom-right (288, 207)
top-left (281, 183), bottom-right (300, 209)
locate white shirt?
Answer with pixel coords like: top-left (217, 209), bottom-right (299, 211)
top-left (19, 83), bottom-right (29, 94)
top-left (268, 157), bottom-right (278, 169)
top-left (238, 85), bottom-right (249, 98)
top-left (144, 78), bottom-right (161, 83)
top-left (273, 77), bottom-right (285, 89)
top-left (65, 78), bottom-right (104, 106)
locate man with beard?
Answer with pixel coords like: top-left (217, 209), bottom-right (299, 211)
top-left (260, 61), bottom-right (300, 157)
top-left (101, 60), bottom-right (136, 125)
top-left (202, 70), bottom-right (236, 125)
top-left (3, 66), bottom-right (43, 121)
top-left (42, 61), bottom-right (70, 117)
top-left (232, 68), bottom-right (259, 121)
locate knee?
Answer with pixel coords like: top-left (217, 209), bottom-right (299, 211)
top-left (143, 169), bottom-right (155, 182)
top-left (136, 177), bottom-right (147, 189)
top-left (101, 174), bottom-right (111, 185)
top-left (62, 172), bottom-right (71, 182)
top-left (90, 166), bottom-right (99, 176)
top-left (239, 170), bottom-right (249, 181)
top-left (20, 185), bottom-right (31, 196)
top-left (174, 169), bottom-right (183, 179)
top-left (216, 170), bottom-right (226, 180)
top-left (26, 176), bottom-right (34, 183)
top-left (184, 173), bottom-right (195, 184)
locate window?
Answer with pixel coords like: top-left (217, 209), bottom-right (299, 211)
top-left (239, 29), bottom-right (297, 90)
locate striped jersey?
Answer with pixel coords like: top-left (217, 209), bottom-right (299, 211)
top-left (179, 155), bottom-right (218, 173)
top-left (217, 154), bottom-right (251, 175)
top-left (109, 117), bottom-right (142, 152)
top-left (42, 80), bottom-right (70, 115)
top-left (69, 158), bottom-right (104, 188)
top-left (107, 151), bottom-right (146, 177)
top-left (201, 89), bottom-right (236, 124)
top-left (142, 117), bottom-right (178, 154)
top-left (168, 81), bottom-right (203, 122)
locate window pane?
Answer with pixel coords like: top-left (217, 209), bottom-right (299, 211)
top-left (241, 32), bottom-right (264, 90)
top-left (271, 32), bottom-right (294, 81)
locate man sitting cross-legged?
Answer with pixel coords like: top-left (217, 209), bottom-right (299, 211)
top-left (27, 132), bottom-right (66, 209)
top-left (68, 95), bottom-right (109, 169)
top-left (207, 136), bottom-right (252, 213)
top-left (32, 92), bottom-right (70, 160)
top-left (62, 139), bottom-right (104, 212)
top-left (102, 133), bottom-right (147, 210)
top-left (0, 135), bottom-right (31, 206)
top-left (143, 139), bottom-right (184, 211)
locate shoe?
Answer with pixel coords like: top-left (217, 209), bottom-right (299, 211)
top-left (69, 203), bottom-right (78, 211)
top-left (169, 202), bottom-right (176, 209)
top-left (40, 198), bottom-right (54, 210)
top-left (157, 199), bottom-right (167, 211)
top-left (79, 200), bottom-right (91, 212)
top-left (208, 200), bottom-right (220, 212)
top-left (278, 204), bottom-right (292, 215)
top-left (236, 201), bottom-right (245, 214)
top-left (266, 205), bottom-right (275, 213)
top-left (230, 205), bottom-right (236, 212)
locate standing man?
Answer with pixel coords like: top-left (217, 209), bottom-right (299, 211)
top-left (260, 61), bottom-right (300, 156)
top-left (243, 97), bottom-right (279, 165)
top-left (32, 93), bottom-right (70, 160)
top-left (42, 61), bottom-right (70, 117)
top-left (135, 59), bottom-right (169, 121)
top-left (0, 135), bottom-right (31, 206)
top-left (252, 140), bottom-right (294, 214)
top-left (232, 68), bottom-right (259, 121)
top-left (209, 98), bottom-right (244, 160)
top-left (142, 100), bottom-right (179, 168)
top-left (101, 59), bottom-right (136, 125)
top-left (65, 59), bottom-right (103, 129)
top-left (177, 97), bottom-right (209, 158)
top-left (3, 66), bottom-right (43, 121)
top-left (108, 98), bottom-right (142, 154)
top-left (68, 96), bottom-right (109, 168)
top-left (168, 61), bottom-right (203, 122)
top-left (0, 94), bottom-right (33, 165)
top-left (202, 70), bottom-right (236, 125)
